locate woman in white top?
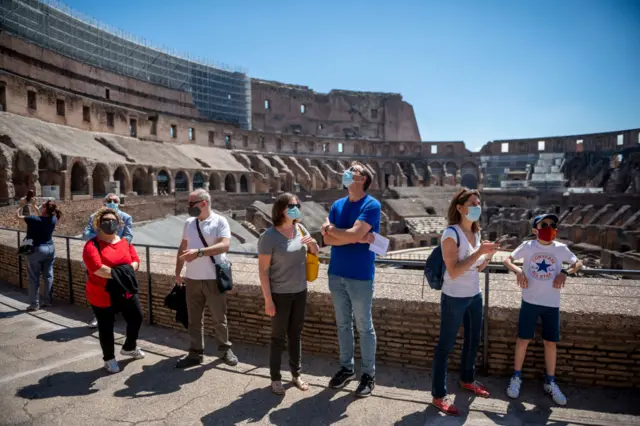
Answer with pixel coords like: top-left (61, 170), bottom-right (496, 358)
top-left (431, 188), bottom-right (499, 416)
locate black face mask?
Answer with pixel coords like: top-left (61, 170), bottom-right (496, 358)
top-left (100, 220), bottom-right (118, 235)
top-left (188, 206), bottom-right (201, 217)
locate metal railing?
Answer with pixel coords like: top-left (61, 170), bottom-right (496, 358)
top-left (2, 225), bottom-right (639, 374)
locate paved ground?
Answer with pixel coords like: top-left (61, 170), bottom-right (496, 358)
top-left (0, 283), bottom-right (639, 426)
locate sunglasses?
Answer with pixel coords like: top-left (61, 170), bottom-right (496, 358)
top-left (287, 203), bottom-right (301, 209)
top-left (538, 222), bottom-right (557, 229)
top-left (101, 218), bottom-right (117, 224)
top-left (188, 200), bottom-right (202, 207)
top-left (107, 199), bottom-right (119, 204)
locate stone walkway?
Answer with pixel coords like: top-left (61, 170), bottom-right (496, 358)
top-left (0, 283), bottom-right (638, 426)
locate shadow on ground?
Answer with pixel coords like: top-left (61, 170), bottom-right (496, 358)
top-left (16, 359), bottom-right (135, 400)
top-left (113, 357), bottom-right (223, 398)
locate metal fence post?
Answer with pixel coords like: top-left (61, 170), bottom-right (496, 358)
top-left (483, 269), bottom-right (490, 374)
top-left (17, 231), bottom-right (22, 289)
top-left (66, 237), bottom-right (74, 303)
top-left (146, 246), bottom-right (153, 325)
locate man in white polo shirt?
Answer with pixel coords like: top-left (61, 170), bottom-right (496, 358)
top-left (174, 189), bottom-right (238, 368)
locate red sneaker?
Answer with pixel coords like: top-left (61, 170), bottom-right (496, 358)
top-left (432, 397), bottom-right (460, 416)
top-left (460, 381), bottom-right (490, 398)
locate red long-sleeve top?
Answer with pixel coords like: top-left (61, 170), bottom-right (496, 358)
top-left (83, 238), bottom-right (140, 308)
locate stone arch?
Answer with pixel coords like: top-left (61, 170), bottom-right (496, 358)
top-left (460, 161), bottom-right (479, 189)
top-left (0, 150), bottom-right (9, 203)
top-left (383, 161), bottom-right (394, 188)
top-left (38, 150), bottom-right (63, 190)
top-left (225, 174), bottom-right (236, 192)
top-left (193, 171), bottom-right (205, 189)
top-left (210, 172), bottom-right (221, 191)
top-left (240, 174), bottom-right (249, 193)
top-left (92, 163), bottom-right (110, 198)
top-left (430, 162), bottom-right (443, 186)
top-left (132, 167), bottom-right (152, 195)
top-left (70, 161), bottom-right (89, 196)
top-left (157, 169), bottom-right (171, 195)
top-left (445, 161), bottom-right (458, 176)
top-left (174, 170), bottom-right (189, 192)
top-left (11, 150), bottom-right (36, 199)
top-left (113, 165), bottom-right (130, 195)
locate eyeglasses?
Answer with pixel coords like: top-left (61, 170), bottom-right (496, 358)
top-left (539, 222), bottom-right (557, 229)
top-left (101, 219), bottom-right (117, 224)
top-left (107, 199), bottom-right (119, 204)
top-left (287, 203), bottom-right (301, 209)
top-left (188, 200), bottom-right (202, 207)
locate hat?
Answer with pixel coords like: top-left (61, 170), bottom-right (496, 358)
top-left (532, 213), bottom-right (559, 228)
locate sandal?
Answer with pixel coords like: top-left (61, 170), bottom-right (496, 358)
top-left (271, 381), bottom-right (286, 395)
top-left (292, 376), bottom-right (309, 391)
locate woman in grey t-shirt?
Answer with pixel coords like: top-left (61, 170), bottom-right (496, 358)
top-left (258, 193), bottom-right (319, 395)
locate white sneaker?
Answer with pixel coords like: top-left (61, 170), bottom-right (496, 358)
top-left (506, 375), bottom-right (522, 399)
top-left (88, 317), bottom-right (98, 328)
top-left (104, 358), bottom-right (120, 374)
top-left (544, 381), bottom-right (567, 406)
top-left (120, 347), bottom-right (146, 360)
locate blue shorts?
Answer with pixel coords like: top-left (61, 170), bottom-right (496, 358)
top-left (517, 300), bottom-right (560, 342)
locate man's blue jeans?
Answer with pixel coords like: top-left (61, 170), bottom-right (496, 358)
top-left (328, 274), bottom-right (376, 377)
top-left (431, 292), bottom-right (483, 399)
top-left (26, 243), bottom-right (55, 307)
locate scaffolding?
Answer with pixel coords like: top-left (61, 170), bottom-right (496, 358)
top-left (480, 154), bottom-right (539, 188)
top-left (0, 0), bottom-right (252, 129)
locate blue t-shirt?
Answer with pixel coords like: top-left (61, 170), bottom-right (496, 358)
top-left (24, 215), bottom-right (57, 246)
top-left (328, 194), bottom-right (381, 281)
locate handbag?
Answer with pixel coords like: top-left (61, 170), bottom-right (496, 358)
top-left (195, 219), bottom-right (233, 294)
top-left (18, 236), bottom-right (34, 256)
top-left (297, 224), bottom-right (319, 282)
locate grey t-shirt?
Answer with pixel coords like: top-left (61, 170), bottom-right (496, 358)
top-left (258, 225), bottom-right (308, 294)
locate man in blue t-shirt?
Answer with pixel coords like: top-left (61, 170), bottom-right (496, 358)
top-left (321, 161), bottom-right (381, 398)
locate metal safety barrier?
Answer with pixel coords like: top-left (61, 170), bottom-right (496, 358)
top-left (3, 225), bottom-right (639, 373)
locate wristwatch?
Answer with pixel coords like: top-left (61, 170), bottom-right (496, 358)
top-left (324, 224), bottom-right (330, 234)
top-left (197, 248), bottom-right (204, 258)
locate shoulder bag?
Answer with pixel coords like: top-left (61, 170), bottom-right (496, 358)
top-left (297, 224), bottom-right (319, 282)
top-left (195, 219), bottom-right (233, 293)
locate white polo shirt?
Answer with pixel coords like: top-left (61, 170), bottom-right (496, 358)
top-left (182, 212), bottom-right (232, 280)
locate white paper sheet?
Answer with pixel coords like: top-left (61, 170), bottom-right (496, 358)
top-left (369, 232), bottom-right (389, 256)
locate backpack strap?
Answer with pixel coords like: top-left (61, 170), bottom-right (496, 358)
top-left (91, 237), bottom-right (100, 253)
top-left (446, 226), bottom-right (461, 248)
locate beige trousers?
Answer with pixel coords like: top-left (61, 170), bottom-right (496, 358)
top-left (184, 278), bottom-right (232, 355)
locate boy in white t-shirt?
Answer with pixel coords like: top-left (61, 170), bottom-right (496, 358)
top-left (503, 214), bottom-right (582, 406)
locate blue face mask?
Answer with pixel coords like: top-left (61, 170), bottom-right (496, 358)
top-left (106, 201), bottom-right (119, 211)
top-left (342, 170), bottom-right (354, 188)
top-left (286, 207), bottom-right (302, 220)
top-left (466, 206), bottom-right (482, 222)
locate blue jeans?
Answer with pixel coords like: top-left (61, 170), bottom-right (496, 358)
top-left (328, 274), bottom-right (376, 377)
top-left (26, 244), bottom-right (55, 307)
top-left (432, 292), bottom-right (483, 399)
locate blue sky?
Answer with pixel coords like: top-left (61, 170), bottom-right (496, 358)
top-left (63, 0), bottom-right (639, 151)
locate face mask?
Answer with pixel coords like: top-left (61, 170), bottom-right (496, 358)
top-left (342, 170), bottom-right (354, 188)
top-left (465, 206), bottom-right (482, 222)
top-left (105, 201), bottom-right (119, 211)
top-left (188, 206), bottom-right (201, 217)
top-left (100, 220), bottom-right (118, 235)
top-left (286, 207), bottom-right (302, 220)
top-left (537, 227), bottom-right (557, 242)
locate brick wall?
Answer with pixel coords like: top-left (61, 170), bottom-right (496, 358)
top-left (0, 233), bottom-right (638, 388)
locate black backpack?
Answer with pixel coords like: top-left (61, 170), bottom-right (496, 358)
top-left (423, 226), bottom-right (460, 290)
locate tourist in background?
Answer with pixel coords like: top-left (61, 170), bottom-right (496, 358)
top-left (17, 199), bottom-right (61, 311)
top-left (431, 188), bottom-right (498, 416)
top-left (321, 161), bottom-right (380, 398)
top-left (83, 193), bottom-right (133, 328)
top-left (174, 189), bottom-right (238, 368)
top-left (82, 207), bottom-right (144, 374)
top-left (503, 214), bottom-right (582, 406)
top-left (258, 193), bottom-right (319, 395)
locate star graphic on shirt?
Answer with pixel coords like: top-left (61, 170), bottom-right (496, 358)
top-left (536, 259), bottom-right (551, 273)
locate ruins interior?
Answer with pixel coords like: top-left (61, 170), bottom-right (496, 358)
top-left (0, 0), bottom-right (638, 272)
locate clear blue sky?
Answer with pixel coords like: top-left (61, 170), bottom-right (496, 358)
top-left (63, 0), bottom-right (640, 151)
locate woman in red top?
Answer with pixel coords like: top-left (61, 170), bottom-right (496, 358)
top-left (83, 207), bottom-right (144, 374)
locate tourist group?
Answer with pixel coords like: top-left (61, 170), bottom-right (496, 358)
top-left (17, 161), bottom-right (581, 417)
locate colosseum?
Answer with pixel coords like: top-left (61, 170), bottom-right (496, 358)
top-left (0, 1), bottom-right (639, 410)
